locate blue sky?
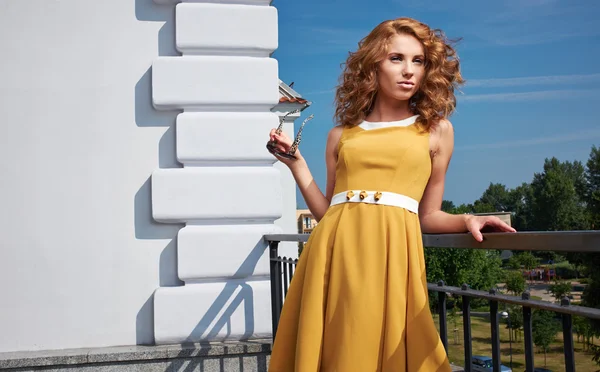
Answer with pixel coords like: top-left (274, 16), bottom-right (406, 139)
top-left (272, 0), bottom-right (600, 208)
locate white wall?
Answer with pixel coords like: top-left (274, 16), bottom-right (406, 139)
top-left (0, 0), bottom-right (290, 352)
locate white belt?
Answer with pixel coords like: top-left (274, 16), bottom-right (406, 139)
top-left (330, 190), bottom-right (419, 214)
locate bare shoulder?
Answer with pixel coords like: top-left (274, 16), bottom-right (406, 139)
top-left (431, 118), bottom-right (454, 157)
top-left (326, 125), bottom-right (344, 153)
top-left (328, 125), bottom-right (344, 140)
top-left (438, 118), bottom-right (453, 131)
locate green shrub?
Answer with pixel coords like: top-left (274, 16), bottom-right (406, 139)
top-left (553, 261), bottom-right (578, 279)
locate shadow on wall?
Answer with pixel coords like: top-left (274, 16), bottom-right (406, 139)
top-left (134, 0), bottom-right (184, 345)
top-left (137, 237), bottom-right (269, 347)
top-left (136, 239), bottom-right (184, 344)
top-left (156, 239), bottom-right (268, 370)
top-left (186, 239), bottom-right (268, 341)
top-left (134, 0), bottom-right (181, 128)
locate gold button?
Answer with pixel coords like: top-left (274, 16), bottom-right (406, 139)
top-left (359, 191), bottom-right (368, 200)
top-left (374, 192), bottom-right (382, 201)
top-left (346, 191), bottom-right (355, 200)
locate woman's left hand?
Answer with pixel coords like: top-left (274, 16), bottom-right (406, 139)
top-left (465, 215), bottom-right (516, 242)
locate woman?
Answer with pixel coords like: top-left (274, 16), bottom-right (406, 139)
top-left (267, 17), bottom-right (515, 372)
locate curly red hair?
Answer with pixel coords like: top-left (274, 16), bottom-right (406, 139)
top-left (334, 17), bottom-right (464, 131)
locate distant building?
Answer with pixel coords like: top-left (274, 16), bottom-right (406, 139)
top-left (474, 211), bottom-right (512, 227)
top-left (297, 209), bottom-right (318, 233)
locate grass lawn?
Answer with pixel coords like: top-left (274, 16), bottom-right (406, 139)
top-left (433, 314), bottom-right (599, 371)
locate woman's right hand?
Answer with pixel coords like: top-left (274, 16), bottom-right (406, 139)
top-left (268, 129), bottom-right (303, 167)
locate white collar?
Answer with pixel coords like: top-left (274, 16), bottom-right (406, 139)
top-left (358, 115), bottom-right (419, 130)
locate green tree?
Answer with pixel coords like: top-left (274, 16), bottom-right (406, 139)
top-left (478, 183), bottom-right (511, 212)
top-left (586, 145), bottom-right (600, 229)
top-left (447, 305), bottom-right (460, 344)
top-left (591, 344), bottom-right (600, 370)
top-left (529, 157), bottom-right (590, 262)
top-left (506, 255), bottom-right (521, 270)
top-left (516, 251), bottom-right (538, 270)
top-left (574, 146), bottom-right (600, 338)
top-left (582, 279), bottom-right (600, 334)
top-left (505, 271), bottom-right (525, 295)
top-left (471, 200), bottom-right (495, 213)
top-left (548, 280), bottom-right (572, 302)
top-left (505, 252), bottom-right (538, 270)
top-left (424, 248), bottom-right (503, 292)
top-left (530, 157), bottom-right (589, 231)
top-left (532, 310), bottom-right (561, 366)
top-left (425, 202), bottom-right (505, 297)
top-left (441, 200), bottom-right (456, 213)
top-left (573, 315), bottom-right (596, 350)
top-left (508, 183), bottom-right (534, 231)
top-left (504, 305), bottom-right (523, 342)
top-left (449, 203), bottom-right (474, 214)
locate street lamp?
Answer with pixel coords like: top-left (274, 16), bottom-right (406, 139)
top-left (501, 311), bottom-right (512, 369)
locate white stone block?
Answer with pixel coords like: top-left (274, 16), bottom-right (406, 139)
top-left (155, 0), bottom-right (272, 5)
top-left (151, 167), bottom-right (282, 223)
top-left (176, 3), bottom-right (277, 56)
top-left (176, 112), bottom-right (280, 166)
top-left (154, 280), bottom-right (272, 343)
top-left (177, 224), bottom-right (281, 282)
top-left (152, 56), bottom-right (279, 111)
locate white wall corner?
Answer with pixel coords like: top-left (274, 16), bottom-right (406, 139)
top-left (149, 0), bottom-right (283, 345)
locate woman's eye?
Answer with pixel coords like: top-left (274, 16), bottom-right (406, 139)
top-left (414, 59), bottom-right (424, 64)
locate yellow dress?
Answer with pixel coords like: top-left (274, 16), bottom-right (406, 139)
top-left (268, 116), bottom-right (452, 372)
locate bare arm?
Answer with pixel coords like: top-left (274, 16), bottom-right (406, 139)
top-left (419, 120), bottom-right (469, 233)
top-left (418, 120), bottom-right (515, 241)
top-left (270, 125), bottom-right (343, 222)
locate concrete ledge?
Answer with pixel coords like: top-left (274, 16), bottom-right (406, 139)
top-left (151, 167), bottom-right (282, 224)
top-left (176, 3), bottom-right (278, 56)
top-left (151, 56), bottom-right (279, 111)
top-left (176, 112), bottom-right (280, 166)
top-left (155, 0), bottom-right (272, 5)
top-left (0, 340), bottom-right (272, 371)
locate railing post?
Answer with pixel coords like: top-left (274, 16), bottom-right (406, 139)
top-left (437, 280), bottom-right (448, 352)
top-left (522, 291), bottom-right (534, 372)
top-left (269, 240), bottom-right (282, 339)
top-left (282, 256), bottom-right (289, 297)
top-left (461, 283), bottom-right (472, 372)
top-left (288, 258), bottom-right (296, 283)
top-left (561, 296), bottom-right (576, 372)
top-left (489, 289), bottom-right (501, 372)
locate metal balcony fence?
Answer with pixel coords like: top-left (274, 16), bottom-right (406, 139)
top-left (264, 231), bottom-right (600, 372)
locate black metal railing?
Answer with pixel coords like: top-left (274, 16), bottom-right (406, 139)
top-left (265, 231), bottom-right (600, 372)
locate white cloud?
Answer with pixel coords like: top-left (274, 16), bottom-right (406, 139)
top-left (304, 88), bottom-right (335, 96)
top-left (467, 74), bottom-right (600, 88)
top-left (476, 27), bottom-right (600, 46)
top-left (459, 89), bottom-right (600, 103)
top-left (456, 129), bottom-right (600, 151)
